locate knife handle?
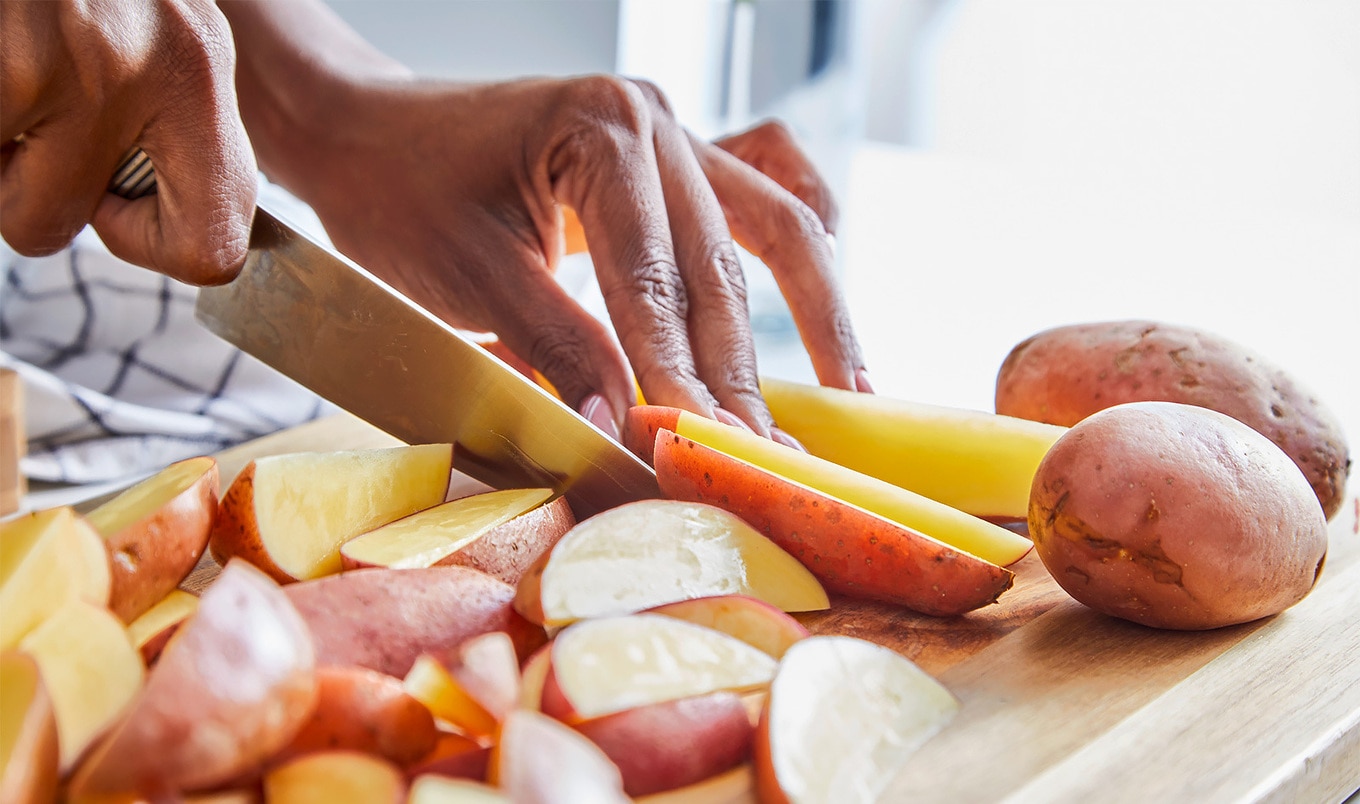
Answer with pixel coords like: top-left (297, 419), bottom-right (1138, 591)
top-left (108, 147), bottom-right (158, 200)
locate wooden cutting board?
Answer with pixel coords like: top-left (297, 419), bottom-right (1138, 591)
top-left (195, 412), bottom-right (1360, 802)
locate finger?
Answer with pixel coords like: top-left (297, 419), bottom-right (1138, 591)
top-left (543, 76), bottom-right (717, 419)
top-left (0, 121), bottom-right (125, 256)
top-left (714, 119), bottom-right (840, 235)
top-left (638, 84), bottom-right (773, 437)
top-left (691, 134), bottom-right (864, 391)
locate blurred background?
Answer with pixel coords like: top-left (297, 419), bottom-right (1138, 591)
top-left (327, 0), bottom-right (1359, 440)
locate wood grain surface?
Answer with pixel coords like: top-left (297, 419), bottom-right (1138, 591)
top-left (187, 411), bottom-right (1360, 802)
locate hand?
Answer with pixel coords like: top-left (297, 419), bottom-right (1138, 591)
top-left (0, 0), bottom-right (256, 284)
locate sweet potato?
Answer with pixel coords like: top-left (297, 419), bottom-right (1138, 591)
top-left (653, 430), bottom-right (1013, 616)
top-left (623, 406), bottom-right (681, 464)
top-left (996, 320), bottom-right (1350, 519)
top-left (284, 567), bottom-right (544, 677)
top-left (271, 666), bottom-right (438, 769)
top-left (1029, 402), bottom-right (1328, 630)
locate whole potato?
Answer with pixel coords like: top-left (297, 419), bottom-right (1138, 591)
top-left (1029, 401), bottom-right (1328, 630)
top-left (996, 320), bottom-right (1350, 519)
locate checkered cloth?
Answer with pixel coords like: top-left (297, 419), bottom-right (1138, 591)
top-left (0, 182), bottom-right (334, 485)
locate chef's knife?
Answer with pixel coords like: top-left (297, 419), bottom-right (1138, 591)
top-left (110, 149), bottom-right (659, 517)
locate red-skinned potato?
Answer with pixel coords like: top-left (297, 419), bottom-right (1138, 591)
top-left (573, 692), bottom-right (755, 797)
top-left (1029, 402), bottom-right (1328, 630)
top-left (634, 764), bottom-right (755, 803)
top-left (67, 560), bottom-right (318, 799)
top-left (491, 710), bottom-right (630, 804)
top-left (996, 320), bottom-right (1351, 519)
top-left (407, 775), bottom-right (507, 803)
top-left (433, 494), bottom-right (576, 586)
top-left (0, 652), bottom-right (58, 804)
top-left (645, 596), bottom-right (809, 660)
top-left (284, 566), bottom-right (544, 677)
top-left (654, 430), bottom-right (1014, 616)
top-left (406, 733), bottom-right (491, 783)
top-left (210, 444), bottom-right (454, 583)
top-left (623, 405), bottom-right (681, 464)
top-left (270, 666), bottom-right (438, 769)
top-left (85, 455), bottom-right (218, 622)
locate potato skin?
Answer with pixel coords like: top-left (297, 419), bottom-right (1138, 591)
top-left (1029, 402), bottom-right (1328, 630)
top-left (996, 320), bottom-right (1350, 519)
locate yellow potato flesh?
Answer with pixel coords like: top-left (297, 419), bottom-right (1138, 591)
top-left (18, 600), bottom-right (143, 770)
top-left (538, 499), bottom-right (828, 627)
top-left (253, 444), bottom-right (452, 579)
top-left (555, 614), bottom-right (777, 719)
top-left (674, 411), bottom-right (1031, 566)
top-left (403, 655), bottom-right (499, 740)
top-left (408, 775), bottom-right (509, 803)
top-left (125, 589), bottom-right (199, 651)
top-left (85, 456), bottom-right (215, 538)
top-left (762, 636), bottom-right (958, 804)
top-left (264, 751), bottom-right (405, 804)
top-left (343, 488), bottom-right (552, 569)
top-left (761, 377), bottom-right (1066, 519)
top-left (634, 764), bottom-right (755, 803)
top-left (0, 508), bottom-right (111, 648)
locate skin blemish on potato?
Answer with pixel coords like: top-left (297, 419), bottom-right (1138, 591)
top-left (115, 545), bottom-right (141, 572)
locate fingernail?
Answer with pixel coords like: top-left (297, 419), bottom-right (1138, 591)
top-left (578, 393), bottom-right (620, 440)
top-left (854, 368), bottom-right (875, 394)
top-left (771, 428), bottom-right (807, 452)
top-left (714, 408), bottom-right (754, 432)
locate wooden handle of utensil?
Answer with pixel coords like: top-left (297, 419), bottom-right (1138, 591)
top-left (0, 368), bottom-right (25, 516)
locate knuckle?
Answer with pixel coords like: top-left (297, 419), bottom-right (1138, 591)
top-left (605, 257), bottom-right (689, 321)
top-left (561, 74), bottom-right (649, 133)
top-left (0, 201), bottom-right (85, 257)
top-left (628, 78), bottom-right (673, 115)
top-left (525, 324), bottom-right (593, 392)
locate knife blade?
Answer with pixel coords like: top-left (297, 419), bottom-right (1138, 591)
top-left (192, 204), bottom-right (659, 518)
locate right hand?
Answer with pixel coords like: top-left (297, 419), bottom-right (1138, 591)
top-left (0, 0), bottom-right (257, 285)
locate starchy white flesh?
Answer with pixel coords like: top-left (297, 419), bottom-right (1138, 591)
top-left (85, 456), bottom-right (215, 540)
top-left (0, 507), bottom-right (110, 648)
top-left (536, 500), bottom-right (827, 626)
top-left (495, 710), bottom-right (629, 804)
top-left (341, 488), bottom-right (551, 569)
top-left (18, 600), bottom-right (143, 770)
top-left (408, 775), bottom-right (509, 803)
top-left (553, 614), bottom-right (777, 719)
top-left (250, 444), bottom-right (452, 578)
top-left (760, 636), bottom-right (959, 804)
top-left (125, 589), bottom-right (199, 658)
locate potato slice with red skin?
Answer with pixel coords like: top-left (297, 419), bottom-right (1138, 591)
top-left (434, 631), bottom-right (521, 724)
top-left (406, 734), bottom-right (491, 783)
top-left (264, 751), bottom-right (405, 804)
top-left (126, 589), bottom-right (198, 664)
top-left (285, 566), bottom-right (544, 677)
top-left (635, 764), bottom-right (756, 803)
top-left (270, 666), bottom-right (438, 769)
top-left (0, 507), bottom-right (111, 650)
top-left (211, 445), bottom-right (454, 583)
top-left (0, 652), bottom-right (58, 804)
top-left (654, 430), bottom-right (1014, 616)
top-left (404, 655), bottom-right (499, 741)
top-left (573, 692), bottom-right (754, 797)
top-left (491, 711), bottom-right (629, 804)
top-left (67, 561), bottom-right (318, 799)
top-left (645, 596), bottom-right (809, 660)
top-left (86, 456), bottom-right (218, 622)
top-left (517, 645), bottom-right (552, 712)
top-left (623, 405), bottom-right (681, 464)
top-left (408, 775), bottom-right (507, 803)
top-left (433, 494), bottom-right (576, 587)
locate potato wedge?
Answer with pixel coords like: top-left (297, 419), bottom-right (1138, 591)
top-left (211, 444), bottom-right (453, 582)
top-left (645, 596), bottom-right (809, 660)
top-left (654, 430), bottom-right (1014, 616)
top-left (85, 455), bottom-right (218, 621)
top-left (0, 652), bottom-right (58, 804)
top-left (125, 589), bottom-right (198, 664)
top-left (0, 507), bottom-right (110, 649)
top-left (264, 751), bottom-right (405, 804)
top-left (492, 711), bottom-right (629, 804)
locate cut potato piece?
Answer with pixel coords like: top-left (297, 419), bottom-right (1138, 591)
top-left (492, 710), bottom-right (629, 804)
top-left (406, 631), bottom-right (520, 734)
top-left (17, 600), bottom-right (143, 771)
top-left (574, 692), bottom-right (754, 796)
top-left (86, 455), bottom-right (218, 621)
top-left (434, 494), bottom-right (576, 586)
top-left (633, 407), bottom-right (1031, 567)
top-left (517, 645), bottom-right (552, 712)
top-left (0, 507), bottom-right (110, 649)
top-left (125, 589), bottom-right (198, 664)
top-left (404, 655), bottom-right (499, 741)
top-left (655, 431), bottom-right (1014, 616)
top-left (67, 561), bottom-right (317, 798)
top-left (514, 499), bottom-right (827, 627)
top-left (760, 377), bottom-right (1066, 520)
top-left (635, 764), bottom-right (756, 804)
top-left (408, 775), bottom-right (508, 803)
top-left (645, 596), bottom-right (809, 660)
top-left (264, 751), bottom-right (405, 804)
top-left (755, 636), bottom-right (958, 804)
top-left (542, 614), bottom-right (777, 721)
top-left (211, 444), bottom-right (453, 582)
top-left (340, 488), bottom-right (551, 570)
top-left (406, 733), bottom-right (490, 782)
top-left (274, 666), bottom-right (437, 770)
top-left (0, 652), bottom-right (58, 804)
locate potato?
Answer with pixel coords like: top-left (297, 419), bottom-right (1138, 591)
top-left (996, 320), bottom-right (1350, 519)
top-left (1029, 402), bottom-right (1328, 630)
top-left (654, 430), bottom-right (1014, 616)
top-left (284, 566), bottom-right (544, 677)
